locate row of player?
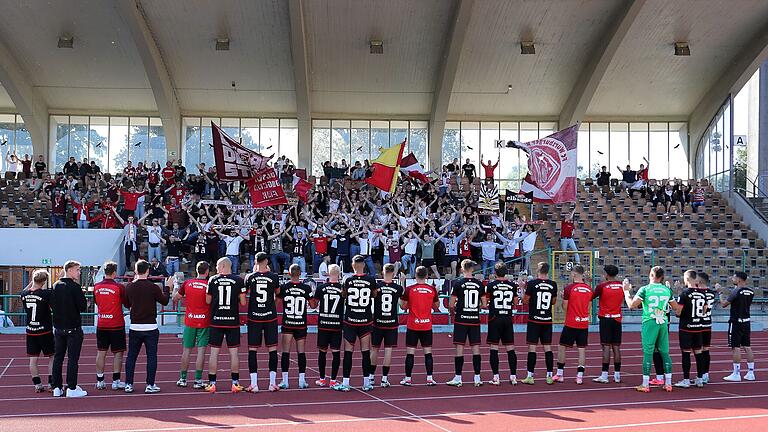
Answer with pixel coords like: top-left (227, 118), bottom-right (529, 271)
top-left (20, 254), bottom-right (756, 396)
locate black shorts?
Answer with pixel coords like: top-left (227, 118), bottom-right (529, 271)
top-left (559, 326), bottom-right (588, 348)
top-left (702, 328), bottom-right (712, 348)
top-left (317, 329), bottom-right (342, 350)
top-left (598, 317), bottom-right (622, 346)
top-left (26, 333), bottom-right (54, 357)
top-left (372, 327), bottom-right (399, 348)
top-left (453, 323), bottom-right (481, 345)
top-left (282, 326), bottom-right (308, 341)
top-left (487, 317), bottom-right (514, 345)
top-left (679, 330), bottom-right (704, 350)
top-left (342, 323), bottom-right (372, 345)
top-left (248, 320), bottom-right (279, 348)
top-left (526, 321), bottom-right (553, 345)
top-left (96, 328), bottom-right (126, 352)
top-left (209, 327), bottom-right (240, 348)
top-left (405, 329), bottom-right (433, 348)
top-left (443, 255), bottom-right (459, 266)
top-left (422, 258), bottom-right (436, 267)
top-left (728, 321), bottom-right (751, 348)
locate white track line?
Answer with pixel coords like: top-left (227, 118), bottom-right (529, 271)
top-left (69, 393), bottom-right (768, 432)
top-left (0, 359), bottom-right (13, 379)
top-left (534, 413), bottom-right (768, 432)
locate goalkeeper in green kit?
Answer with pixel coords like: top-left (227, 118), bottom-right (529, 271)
top-left (623, 266), bottom-right (679, 393)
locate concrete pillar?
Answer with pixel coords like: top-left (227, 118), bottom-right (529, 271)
top-left (297, 117), bottom-right (312, 175)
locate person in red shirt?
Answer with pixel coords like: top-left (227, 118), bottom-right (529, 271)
top-left (480, 154), bottom-right (499, 181)
top-left (161, 161), bottom-right (176, 186)
top-left (94, 262), bottom-right (128, 390)
top-left (166, 180), bottom-right (188, 207)
top-left (399, 266), bottom-right (440, 386)
top-left (311, 228), bottom-right (332, 275)
top-left (171, 261), bottom-right (211, 389)
top-left (559, 208), bottom-right (579, 264)
top-left (119, 186), bottom-right (145, 219)
top-left (553, 265), bottom-right (592, 384)
top-left (592, 264), bottom-right (625, 383)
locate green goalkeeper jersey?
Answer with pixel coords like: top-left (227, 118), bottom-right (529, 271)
top-left (636, 282), bottom-right (672, 324)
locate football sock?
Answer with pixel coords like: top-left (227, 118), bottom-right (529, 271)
top-left (331, 351), bottom-right (341, 380)
top-left (269, 351), bottom-right (278, 372)
top-left (694, 352), bottom-right (704, 378)
top-left (653, 351), bottom-right (664, 377)
top-left (747, 362), bottom-right (755, 371)
top-left (545, 351), bottom-right (554, 373)
top-left (382, 366), bottom-right (390, 380)
top-left (231, 372), bottom-right (239, 385)
top-left (664, 373), bottom-right (672, 385)
top-left (507, 350), bottom-right (517, 377)
top-left (281, 352), bottom-right (290, 373)
top-left (425, 353), bottom-right (433, 376)
top-left (362, 350), bottom-right (371, 386)
top-left (472, 354), bottom-right (481, 375)
top-left (282, 372), bottom-right (288, 383)
top-left (318, 351), bottom-right (327, 379)
top-left (97, 373), bottom-right (104, 382)
top-left (32, 376), bottom-right (41, 385)
top-left (248, 351), bottom-right (258, 373)
top-left (298, 353), bottom-right (307, 374)
top-left (614, 362), bottom-right (621, 372)
top-left (703, 351), bottom-right (711, 374)
top-left (577, 366), bottom-right (584, 378)
top-left (208, 373), bottom-right (216, 385)
top-left (250, 373), bottom-right (258, 386)
top-left (682, 351), bottom-right (691, 380)
top-left (269, 371), bottom-right (276, 386)
top-left (343, 350), bottom-right (353, 379)
top-left (195, 370), bottom-right (203, 380)
top-left (112, 372), bottom-right (120, 381)
top-left (733, 363), bottom-right (741, 374)
top-left (642, 375), bottom-right (649, 387)
top-left (405, 354), bottom-right (415, 378)
top-left (527, 351), bottom-right (536, 374)
top-left (601, 363), bottom-right (609, 373)
top-left (490, 350), bottom-right (499, 375)
top-left (454, 356), bottom-right (464, 376)
top-left (557, 362), bottom-right (565, 377)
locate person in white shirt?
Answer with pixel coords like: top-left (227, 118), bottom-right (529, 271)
top-left (520, 225), bottom-right (538, 274)
top-left (146, 219), bottom-right (165, 263)
top-left (215, 228), bottom-right (248, 275)
top-left (401, 230), bottom-right (419, 277)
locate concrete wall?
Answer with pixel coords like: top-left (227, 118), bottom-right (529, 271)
top-left (0, 228), bottom-right (123, 267)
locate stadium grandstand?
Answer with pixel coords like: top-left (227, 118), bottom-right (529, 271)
top-left (0, 0), bottom-right (767, 431)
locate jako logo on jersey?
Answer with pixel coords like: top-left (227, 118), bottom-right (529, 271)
top-left (99, 314), bottom-right (113, 319)
top-left (414, 318), bottom-right (431, 324)
top-left (188, 313), bottom-right (207, 319)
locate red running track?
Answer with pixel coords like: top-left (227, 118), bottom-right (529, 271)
top-left (0, 331), bottom-right (766, 432)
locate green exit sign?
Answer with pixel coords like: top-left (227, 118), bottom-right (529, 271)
top-left (41, 259), bottom-right (52, 265)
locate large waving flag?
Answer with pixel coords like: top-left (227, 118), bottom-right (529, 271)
top-left (400, 152), bottom-right (429, 183)
top-left (365, 140), bottom-right (406, 193)
top-left (292, 174), bottom-right (312, 202)
top-left (512, 125), bottom-right (578, 203)
top-left (212, 121), bottom-right (272, 181)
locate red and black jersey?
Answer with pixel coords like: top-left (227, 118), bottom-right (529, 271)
top-left (525, 278), bottom-right (558, 323)
top-left (563, 282), bottom-right (592, 329)
top-left (207, 274), bottom-right (246, 328)
top-left (451, 277), bottom-right (484, 325)
top-left (678, 288), bottom-right (710, 331)
top-left (94, 279), bottom-right (127, 330)
top-left (342, 274), bottom-right (378, 325)
top-left (278, 282), bottom-right (312, 329)
top-left (594, 281), bottom-right (624, 322)
top-left (402, 283), bottom-right (439, 331)
top-left (20, 288), bottom-right (52, 335)
top-left (374, 281), bottom-right (404, 328)
top-left (314, 282), bottom-right (344, 330)
top-left (245, 272), bottom-right (280, 322)
top-left (485, 279), bottom-right (518, 319)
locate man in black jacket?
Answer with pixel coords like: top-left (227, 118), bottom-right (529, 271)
top-left (124, 260), bottom-right (171, 394)
top-left (50, 260), bottom-right (88, 397)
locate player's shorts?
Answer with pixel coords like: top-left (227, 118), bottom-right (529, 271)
top-left (26, 333), bottom-right (54, 357)
top-left (342, 323), bottom-right (372, 344)
top-left (598, 317), bottom-right (622, 346)
top-left (702, 328), bottom-right (712, 348)
top-left (679, 330), bottom-right (704, 351)
top-left (209, 327), bottom-right (240, 348)
top-left (282, 326), bottom-right (308, 341)
top-left (421, 258), bottom-right (436, 267)
top-left (486, 317), bottom-right (514, 345)
top-left (526, 321), bottom-right (553, 345)
top-left (453, 323), bottom-right (481, 345)
top-left (443, 255), bottom-right (459, 266)
top-left (248, 320), bottom-right (279, 348)
top-left (405, 329), bottom-right (433, 348)
top-left (372, 326), bottom-right (399, 348)
top-left (317, 329), bottom-right (342, 350)
top-left (728, 321), bottom-right (751, 348)
top-left (559, 326), bottom-right (588, 348)
top-left (96, 328), bottom-right (127, 352)
top-left (182, 326), bottom-right (210, 349)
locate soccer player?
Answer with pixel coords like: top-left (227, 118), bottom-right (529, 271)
top-left (277, 264), bottom-right (313, 389)
top-left (447, 259), bottom-right (484, 387)
top-left (592, 265), bottom-right (624, 383)
top-left (312, 264), bottom-right (344, 387)
top-left (720, 271), bottom-right (756, 382)
top-left (483, 262), bottom-right (519, 385)
top-left (20, 269), bottom-right (54, 393)
top-left (244, 252), bottom-right (281, 392)
top-left (93, 262), bottom-right (127, 390)
top-left (399, 265), bottom-right (440, 386)
top-left (173, 261), bottom-right (211, 389)
top-left (672, 269), bottom-right (707, 388)
top-left (553, 265), bottom-right (592, 384)
top-left (520, 262), bottom-right (557, 385)
top-left (333, 255), bottom-right (378, 392)
top-left (697, 272), bottom-right (717, 383)
top-left (623, 266), bottom-right (676, 392)
top-left (205, 257), bottom-right (247, 393)
top-left (370, 263), bottom-right (404, 387)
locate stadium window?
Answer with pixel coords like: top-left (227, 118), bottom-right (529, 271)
top-left (351, 120), bottom-right (371, 164)
top-left (460, 121), bottom-right (480, 170)
top-left (577, 123), bottom-right (590, 179)
top-left (590, 123), bottom-right (609, 177)
top-left (279, 119), bottom-right (299, 165)
top-left (370, 120), bottom-right (390, 159)
top-left (649, 122), bottom-right (669, 180)
top-left (148, 117), bottom-right (167, 168)
top-left (312, 119), bottom-right (331, 177)
top-left (609, 122), bottom-right (629, 172)
top-left (129, 117), bottom-right (150, 165)
top-left (499, 122), bottom-right (520, 182)
top-left (241, 118), bottom-right (260, 153)
top-left (390, 120), bottom-right (408, 148)
top-left (669, 122), bottom-right (688, 180)
top-left (89, 117), bottom-right (109, 173)
top-left (629, 122), bottom-right (649, 174)
top-left (442, 122), bottom-right (460, 168)
top-left (183, 117), bottom-right (202, 170)
top-left (331, 120), bottom-right (351, 165)
top-left (408, 121), bottom-right (428, 165)
top-left (109, 117), bottom-right (129, 173)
